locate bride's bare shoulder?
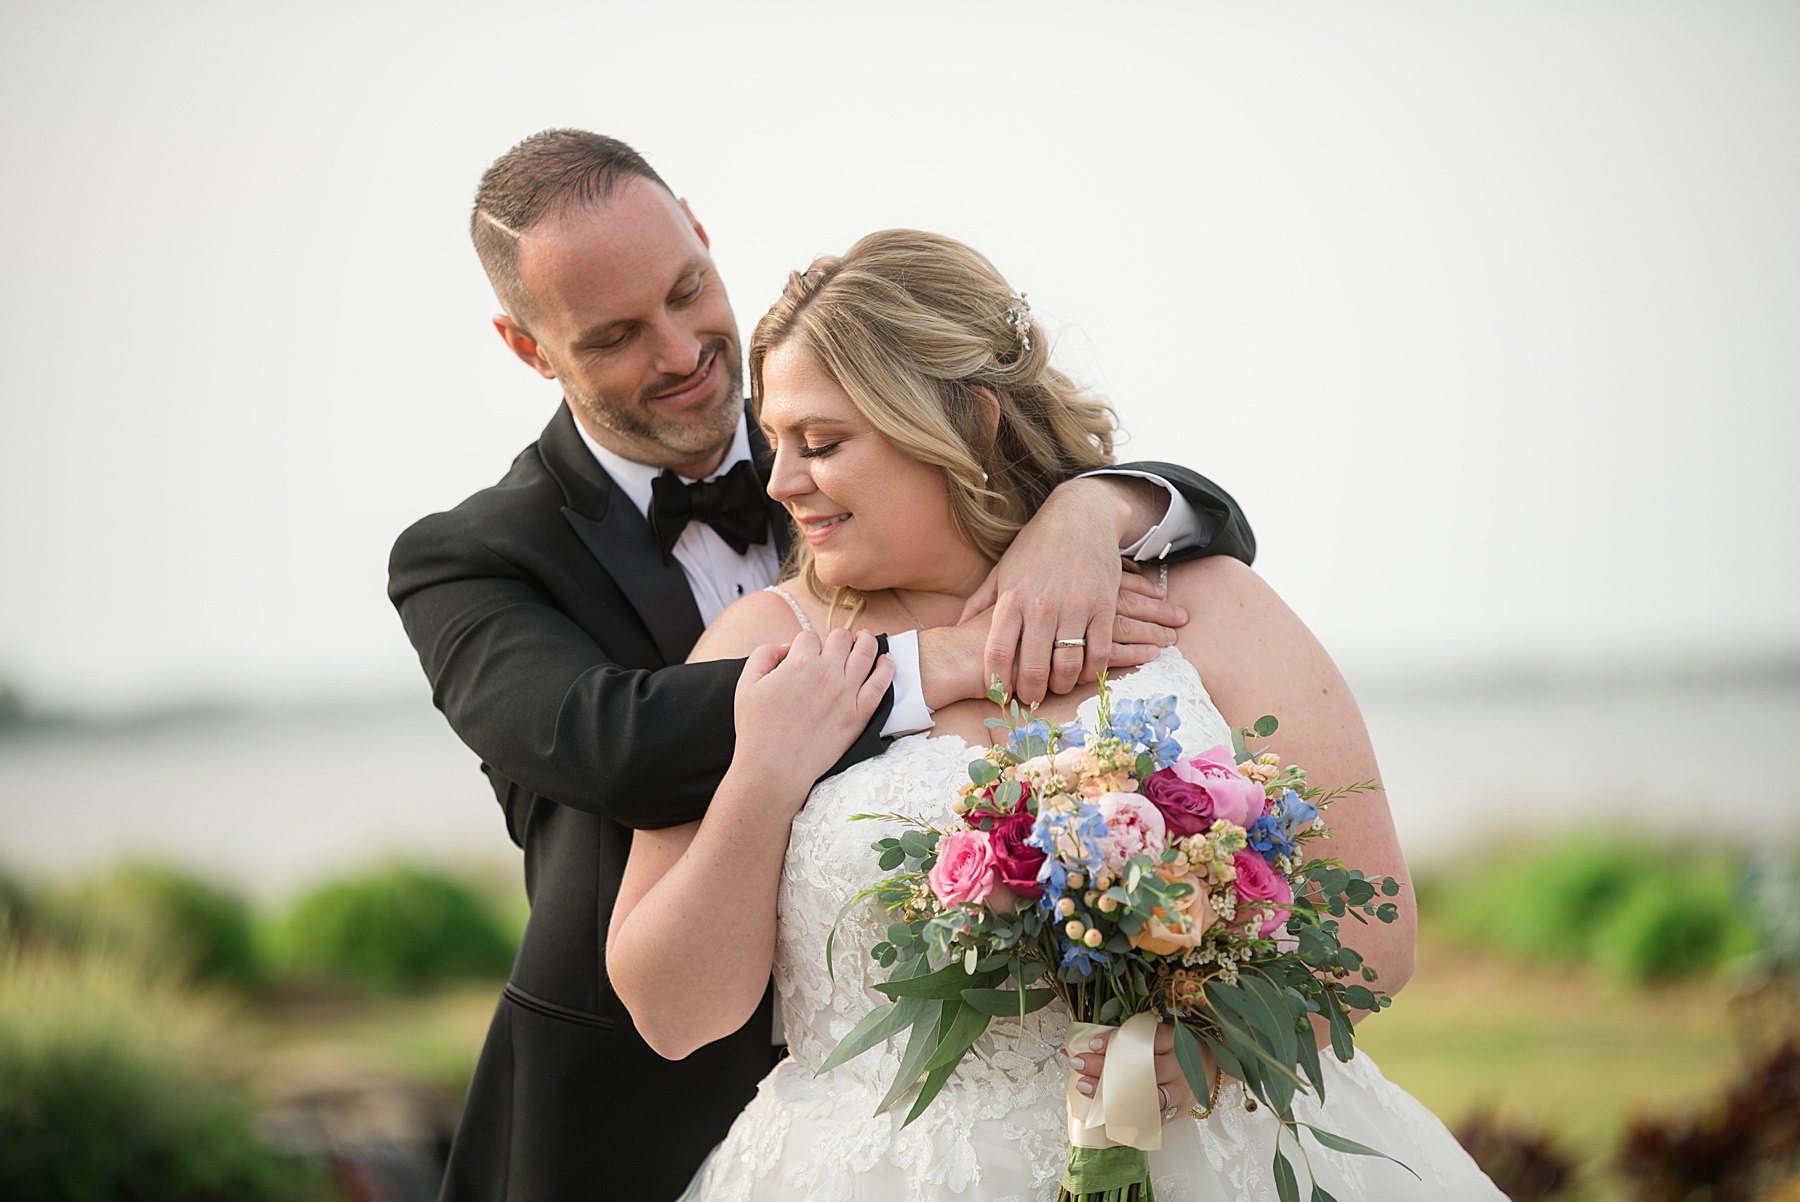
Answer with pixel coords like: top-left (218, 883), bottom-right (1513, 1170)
top-left (1162, 556), bottom-right (1339, 714)
top-left (687, 585), bottom-right (810, 663)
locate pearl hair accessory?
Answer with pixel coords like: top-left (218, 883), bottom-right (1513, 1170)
top-left (1006, 292), bottom-right (1033, 353)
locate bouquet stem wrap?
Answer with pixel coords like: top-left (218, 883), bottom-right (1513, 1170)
top-left (1060, 1010), bottom-right (1161, 1200)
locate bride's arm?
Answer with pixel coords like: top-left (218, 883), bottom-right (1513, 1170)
top-left (1170, 557), bottom-right (1418, 1008)
top-left (608, 595), bottom-right (895, 1060)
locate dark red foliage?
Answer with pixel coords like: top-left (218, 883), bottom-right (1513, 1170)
top-left (1618, 1042), bottom-right (1800, 1202)
top-left (1453, 1110), bottom-right (1577, 1200)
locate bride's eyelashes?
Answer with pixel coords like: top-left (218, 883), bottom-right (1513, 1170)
top-left (797, 442), bottom-right (842, 459)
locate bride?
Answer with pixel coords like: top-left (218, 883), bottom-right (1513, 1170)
top-left (606, 230), bottom-right (1508, 1201)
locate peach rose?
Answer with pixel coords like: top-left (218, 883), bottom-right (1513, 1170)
top-left (1128, 869), bottom-right (1217, 955)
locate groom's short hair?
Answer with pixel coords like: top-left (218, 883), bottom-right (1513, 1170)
top-left (471, 129), bottom-right (672, 330)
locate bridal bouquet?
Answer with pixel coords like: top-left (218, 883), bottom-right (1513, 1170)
top-left (822, 679), bottom-right (1414, 1202)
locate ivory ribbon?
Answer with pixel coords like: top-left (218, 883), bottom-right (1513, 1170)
top-left (1063, 1009), bottom-right (1162, 1152)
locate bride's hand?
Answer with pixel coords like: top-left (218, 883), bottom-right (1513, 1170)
top-left (729, 628), bottom-right (895, 802)
top-left (1064, 1022), bottom-right (1201, 1124)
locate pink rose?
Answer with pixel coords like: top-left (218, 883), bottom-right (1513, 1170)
top-left (1230, 850), bottom-right (1294, 937)
top-left (928, 830), bottom-right (1001, 906)
top-left (1143, 745), bottom-right (1265, 837)
top-left (1095, 792), bottom-right (1168, 874)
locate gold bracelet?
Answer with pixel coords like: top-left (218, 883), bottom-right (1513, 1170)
top-left (1187, 1065), bottom-right (1225, 1120)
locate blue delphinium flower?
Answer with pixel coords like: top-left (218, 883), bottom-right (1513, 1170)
top-left (1281, 791), bottom-right (1319, 833)
top-left (1060, 943), bottom-right (1111, 976)
top-left (1248, 789), bottom-right (1319, 862)
top-left (1008, 717), bottom-right (1090, 758)
top-left (1106, 694), bottom-right (1182, 769)
top-left (1247, 813), bottom-right (1295, 861)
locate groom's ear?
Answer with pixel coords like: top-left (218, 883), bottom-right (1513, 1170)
top-left (678, 199), bottom-right (711, 249)
top-left (493, 315), bottom-right (557, 380)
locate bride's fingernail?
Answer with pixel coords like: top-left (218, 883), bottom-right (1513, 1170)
top-left (1090, 1037), bottom-right (1106, 1052)
top-left (1068, 1056), bottom-right (1086, 1072)
top-left (1077, 1079), bottom-right (1095, 1096)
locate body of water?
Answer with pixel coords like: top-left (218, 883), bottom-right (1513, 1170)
top-left (2, 681), bottom-right (1796, 898)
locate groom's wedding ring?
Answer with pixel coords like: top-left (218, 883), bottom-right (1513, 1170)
top-left (1053, 637), bottom-right (1086, 649)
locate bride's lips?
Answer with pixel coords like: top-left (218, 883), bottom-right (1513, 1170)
top-left (795, 511), bottom-right (852, 545)
top-left (645, 351), bottom-right (721, 410)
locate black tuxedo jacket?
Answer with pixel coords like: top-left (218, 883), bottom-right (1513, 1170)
top-left (387, 403), bottom-right (1255, 1201)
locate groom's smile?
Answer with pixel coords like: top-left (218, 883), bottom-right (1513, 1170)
top-left (493, 176), bottom-right (745, 479)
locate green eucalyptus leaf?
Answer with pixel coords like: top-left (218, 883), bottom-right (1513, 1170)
top-left (875, 962), bottom-right (1007, 999)
top-left (1171, 1018), bottom-right (1213, 1112)
top-left (1298, 1124), bottom-right (1419, 1179)
top-left (1273, 1149), bottom-right (1301, 1202)
top-left (1295, 1020), bottom-right (1325, 1102)
top-left (817, 994), bottom-right (928, 1074)
top-left (961, 987), bottom-right (1056, 1017)
top-left (923, 1000), bottom-right (990, 1072)
top-left (874, 1004), bottom-right (941, 1114)
top-left (1323, 989), bottom-right (1355, 1062)
top-left (904, 1056), bottom-right (959, 1126)
top-left (1253, 715), bottom-right (1279, 738)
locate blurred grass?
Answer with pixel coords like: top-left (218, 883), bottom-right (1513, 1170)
top-left (243, 983), bottom-right (499, 1096)
top-left (0, 931), bottom-right (325, 1201)
top-left (1359, 928), bottom-right (1738, 1165)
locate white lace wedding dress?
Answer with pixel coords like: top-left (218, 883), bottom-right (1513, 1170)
top-left (680, 649), bottom-right (1509, 1201)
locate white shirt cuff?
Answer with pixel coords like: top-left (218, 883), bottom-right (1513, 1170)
top-left (1078, 469), bottom-right (1206, 561)
top-left (878, 628), bottom-right (934, 736)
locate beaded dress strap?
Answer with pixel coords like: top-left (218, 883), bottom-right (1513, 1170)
top-left (763, 584), bottom-right (815, 633)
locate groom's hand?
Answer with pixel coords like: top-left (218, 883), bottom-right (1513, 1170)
top-left (960, 477), bottom-right (1187, 704)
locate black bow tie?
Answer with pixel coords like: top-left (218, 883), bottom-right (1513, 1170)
top-left (648, 459), bottom-right (771, 562)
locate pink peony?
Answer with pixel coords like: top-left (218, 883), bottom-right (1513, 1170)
top-left (928, 830), bottom-right (1001, 906)
top-left (1094, 792), bottom-right (1168, 874)
top-left (1143, 745), bottom-right (1266, 837)
top-left (1230, 850), bottom-right (1295, 937)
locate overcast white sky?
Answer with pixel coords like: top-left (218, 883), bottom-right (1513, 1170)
top-left (1, 1), bottom-right (1795, 709)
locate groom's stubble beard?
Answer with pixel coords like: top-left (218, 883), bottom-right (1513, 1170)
top-left (562, 335), bottom-right (745, 471)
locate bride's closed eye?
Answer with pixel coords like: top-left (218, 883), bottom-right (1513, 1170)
top-left (797, 442), bottom-right (842, 459)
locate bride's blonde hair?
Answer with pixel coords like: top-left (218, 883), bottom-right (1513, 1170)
top-left (748, 229), bottom-right (1119, 627)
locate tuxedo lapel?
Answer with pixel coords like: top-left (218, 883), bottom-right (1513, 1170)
top-left (538, 407), bottom-right (705, 665)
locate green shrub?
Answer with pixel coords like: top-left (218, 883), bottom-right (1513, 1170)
top-left (66, 865), bottom-right (265, 989)
top-left (274, 865), bottom-right (515, 989)
top-left (0, 936), bottom-right (320, 1202)
top-left (1593, 863), bottom-right (1757, 983)
top-left (1434, 835), bottom-right (1755, 981)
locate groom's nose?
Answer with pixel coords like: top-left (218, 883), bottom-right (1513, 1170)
top-left (645, 313), bottom-right (704, 378)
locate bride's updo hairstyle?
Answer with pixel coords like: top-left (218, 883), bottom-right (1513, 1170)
top-left (749, 229), bottom-right (1119, 623)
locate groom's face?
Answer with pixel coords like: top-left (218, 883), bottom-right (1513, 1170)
top-left (497, 178), bottom-right (744, 478)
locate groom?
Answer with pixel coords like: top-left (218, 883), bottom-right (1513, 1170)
top-left (389, 129), bottom-right (1256, 1202)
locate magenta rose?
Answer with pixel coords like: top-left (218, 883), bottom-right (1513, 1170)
top-left (1142, 744), bottom-right (1265, 837)
top-left (985, 813), bottom-right (1046, 901)
top-left (928, 829), bottom-right (1001, 906)
top-left (1230, 850), bottom-right (1295, 937)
